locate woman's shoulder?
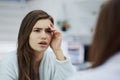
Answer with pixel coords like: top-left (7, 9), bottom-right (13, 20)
top-left (67, 68), bottom-right (112, 80)
top-left (67, 52), bottom-right (120, 80)
top-left (44, 49), bottom-right (55, 57)
top-left (106, 51), bottom-right (120, 64)
top-left (0, 50), bottom-right (18, 79)
top-left (0, 50), bottom-right (17, 66)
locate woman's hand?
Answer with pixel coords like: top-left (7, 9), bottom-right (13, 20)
top-left (49, 24), bottom-right (62, 51)
top-left (49, 24), bottom-right (66, 60)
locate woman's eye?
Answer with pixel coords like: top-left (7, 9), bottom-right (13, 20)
top-left (34, 29), bottom-right (40, 32)
top-left (46, 29), bottom-right (52, 33)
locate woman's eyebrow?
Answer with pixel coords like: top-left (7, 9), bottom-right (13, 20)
top-left (46, 27), bottom-right (50, 29)
top-left (33, 27), bottom-right (42, 29)
top-left (33, 27), bottom-right (50, 29)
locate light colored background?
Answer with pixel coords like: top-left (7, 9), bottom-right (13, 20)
top-left (0, 0), bottom-right (105, 60)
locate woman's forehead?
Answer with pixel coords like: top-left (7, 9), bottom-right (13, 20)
top-left (33, 19), bottom-right (52, 28)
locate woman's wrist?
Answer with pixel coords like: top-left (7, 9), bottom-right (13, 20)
top-left (53, 48), bottom-right (66, 61)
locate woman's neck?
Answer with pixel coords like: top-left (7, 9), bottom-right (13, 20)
top-left (32, 52), bottom-right (44, 80)
top-left (33, 51), bottom-right (44, 62)
top-left (32, 53), bottom-right (43, 71)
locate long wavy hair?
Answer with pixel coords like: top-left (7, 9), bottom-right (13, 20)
top-left (88, 0), bottom-right (120, 68)
top-left (17, 10), bottom-right (54, 80)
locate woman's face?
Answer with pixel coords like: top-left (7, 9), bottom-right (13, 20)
top-left (29, 19), bottom-right (53, 54)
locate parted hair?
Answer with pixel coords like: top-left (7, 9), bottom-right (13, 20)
top-left (17, 10), bottom-right (54, 80)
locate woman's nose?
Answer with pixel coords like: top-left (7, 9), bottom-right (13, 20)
top-left (40, 31), bottom-right (47, 39)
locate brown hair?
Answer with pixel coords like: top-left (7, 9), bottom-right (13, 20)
top-left (88, 0), bottom-right (120, 68)
top-left (17, 10), bottom-right (54, 80)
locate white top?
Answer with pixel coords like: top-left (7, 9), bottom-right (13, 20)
top-left (0, 50), bottom-right (75, 80)
top-left (66, 52), bottom-right (120, 80)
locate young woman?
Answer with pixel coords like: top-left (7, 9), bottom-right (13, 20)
top-left (66, 0), bottom-right (120, 80)
top-left (0, 10), bottom-right (75, 80)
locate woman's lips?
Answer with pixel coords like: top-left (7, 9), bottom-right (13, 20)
top-left (38, 41), bottom-right (48, 47)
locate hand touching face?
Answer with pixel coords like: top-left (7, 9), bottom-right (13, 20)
top-left (48, 24), bottom-right (62, 51)
top-left (49, 24), bottom-right (66, 60)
